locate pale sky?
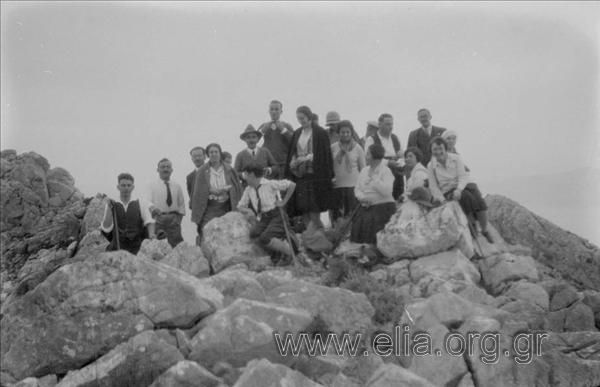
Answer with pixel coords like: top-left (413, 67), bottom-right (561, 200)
top-left (2, 2), bottom-right (599, 243)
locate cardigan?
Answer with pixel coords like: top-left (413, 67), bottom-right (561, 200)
top-left (191, 162), bottom-right (243, 224)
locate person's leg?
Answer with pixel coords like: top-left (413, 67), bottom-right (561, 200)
top-left (476, 210), bottom-right (494, 243)
top-left (309, 212), bottom-right (324, 229)
top-left (165, 213), bottom-right (184, 247)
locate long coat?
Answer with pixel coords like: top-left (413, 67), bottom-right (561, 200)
top-left (191, 162), bottom-right (242, 224)
top-left (285, 125), bottom-right (334, 215)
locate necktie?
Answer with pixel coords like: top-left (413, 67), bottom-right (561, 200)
top-left (254, 185), bottom-right (261, 215)
top-left (252, 150), bottom-right (255, 157)
top-left (165, 181), bottom-right (173, 207)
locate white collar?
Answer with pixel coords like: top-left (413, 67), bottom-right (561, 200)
top-left (422, 124), bottom-right (433, 132)
top-left (247, 147), bottom-right (260, 154)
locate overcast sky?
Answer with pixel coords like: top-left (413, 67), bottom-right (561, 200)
top-left (1, 2), bottom-right (599, 242)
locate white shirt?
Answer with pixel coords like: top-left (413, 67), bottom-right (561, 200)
top-left (298, 128), bottom-right (313, 153)
top-left (246, 147), bottom-right (260, 157)
top-left (422, 124), bottom-right (433, 137)
top-left (427, 153), bottom-right (470, 201)
top-left (238, 178), bottom-right (293, 214)
top-left (100, 197), bottom-right (154, 233)
top-left (146, 179), bottom-right (186, 215)
top-left (364, 131), bottom-right (398, 158)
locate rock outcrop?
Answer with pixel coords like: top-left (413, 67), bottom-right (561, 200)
top-left (377, 201), bottom-right (474, 260)
top-left (1, 151), bottom-right (85, 278)
top-left (486, 194), bottom-right (600, 290)
top-left (56, 330), bottom-right (183, 387)
top-left (201, 212), bottom-right (270, 273)
top-left (0, 251), bottom-right (222, 380)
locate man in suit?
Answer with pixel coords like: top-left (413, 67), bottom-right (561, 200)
top-left (258, 100), bottom-right (295, 179)
top-left (407, 108), bottom-right (446, 166)
top-left (187, 146), bottom-right (206, 205)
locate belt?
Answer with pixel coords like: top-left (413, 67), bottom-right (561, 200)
top-left (160, 211), bottom-right (182, 215)
top-left (256, 208), bottom-right (278, 221)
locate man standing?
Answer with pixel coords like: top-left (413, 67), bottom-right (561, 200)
top-left (364, 113), bottom-right (405, 200)
top-left (186, 146), bottom-right (205, 203)
top-left (100, 173), bottom-right (156, 255)
top-left (407, 108), bottom-right (446, 166)
top-left (325, 111), bottom-right (341, 144)
top-left (258, 100), bottom-right (294, 179)
top-left (147, 158), bottom-right (186, 247)
top-left (234, 124), bottom-right (278, 180)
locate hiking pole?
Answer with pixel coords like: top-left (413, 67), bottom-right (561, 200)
top-left (276, 192), bottom-right (308, 267)
top-left (110, 199), bottom-right (121, 251)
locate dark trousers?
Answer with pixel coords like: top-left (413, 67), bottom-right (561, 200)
top-left (155, 212), bottom-right (184, 247)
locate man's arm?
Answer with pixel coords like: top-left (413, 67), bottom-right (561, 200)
top-left (276, 181), bottom-right (296, 207)
top-left (176, 183), bottom-right (186, 216)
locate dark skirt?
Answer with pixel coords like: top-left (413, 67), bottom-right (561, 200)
top-left (291, 174), bottom-right (333, 216)
top-left (350, 201), bottom-right (396, 244)
top-left (332, 187), bottom-right (358, 220)
top-left (445, 183), bottom-right (487, 216)
top-left (199, 200), bottom-right (231, 231)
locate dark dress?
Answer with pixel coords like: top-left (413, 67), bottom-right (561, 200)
top-left (285, 126), bottom-right (334, 217)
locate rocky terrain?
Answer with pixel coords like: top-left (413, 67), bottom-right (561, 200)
top-left (1, 150), bottom-right (599, 387)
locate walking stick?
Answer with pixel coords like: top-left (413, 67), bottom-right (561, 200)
top-left (276, 192), bottom-right (308, 267)
top-left (331, 203), bottom-right (361, 250)
top-left (110, 199), bottom-right (121, 251)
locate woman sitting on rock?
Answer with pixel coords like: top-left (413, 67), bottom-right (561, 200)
top-left (351, 143), bottom-right (397, 244)
top-left (428, 137), bottom-right (494, 243)
top-left (402, 147), bottom-right (430, 200)
top-left (191, 143), bottom-right (243, 241)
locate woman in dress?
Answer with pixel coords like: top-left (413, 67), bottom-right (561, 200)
top-left (191, 143), bottom-right (243, 239)
top-left (403, 146), bottom-right (430, 200)
top-left (285, 105), bottom-right (334, 229)
top-left (351, 143), bottom-right (397, 244)
top-left (331, 120), bottom-right (366, 222)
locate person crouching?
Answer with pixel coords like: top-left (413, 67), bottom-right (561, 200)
top-left (237, 163), bottom-right (299, 265)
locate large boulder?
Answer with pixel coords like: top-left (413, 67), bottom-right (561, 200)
top-left (0, 251), bottom-right (223, 380)
top-left (478, 253), bottom-right (539, 294)
top-left (188, 299), bottom-right (313, 369)
top-left (365, 363), bottom-right (436, 387)
top-left (160, 242), bottom-right (210, 278)
top-left (486, 194), bottom-right (600, 290)
top-left (56, 330), bottom-right (183, 387)
top-left (265, 280), bottom-right (375, 335)
top-left (149, 360), bottom-right (224, 387)
top-left (78, 194), bottom-right (108, 237)
top-left (377, 201), bottom-right (473, 260)
top-left (201, 212), bottom-right (269, 273)
top-left (233, 358), bottom-right (324, 387)
top-left (202, 268), bottom-right (266, 306)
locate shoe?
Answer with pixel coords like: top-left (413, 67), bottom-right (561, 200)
top-left (481, 230), bottom-right (494, 244)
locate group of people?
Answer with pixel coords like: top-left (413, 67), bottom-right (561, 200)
top-left (100, 100), bottom-right (494, 263)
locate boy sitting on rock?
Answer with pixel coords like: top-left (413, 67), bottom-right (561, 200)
top-left (237, 163), bottom-right (299, 265)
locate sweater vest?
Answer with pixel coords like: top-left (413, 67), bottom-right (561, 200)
top-left (114, 200), bottom-right (145, 241)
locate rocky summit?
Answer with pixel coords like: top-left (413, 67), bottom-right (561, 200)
top-left (1, 150), bottom-right (599, 387)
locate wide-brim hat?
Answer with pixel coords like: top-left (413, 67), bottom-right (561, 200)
top-left (326, 111), bottom-right (341, 126)
top-left (408, 186), bottom-right (435, 207)
top-left (240, 124), bottom-right (262, 141)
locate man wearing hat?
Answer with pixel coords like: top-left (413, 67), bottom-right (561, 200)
top-left (234, 124), bottom-right (278, 183)
top-left (258, 100), bottom-right (295, 179)
top-left (325, 111), bottom-right (341, 144)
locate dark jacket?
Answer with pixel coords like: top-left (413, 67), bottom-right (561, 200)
top-left (191, 163), bottom-right (243, 224)
top-left (285, 125), bottom-right (334, 214)
top-left (186, 170), bottom-right (196, 198)
top-left (407, 126), bottom-right (446, 166)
